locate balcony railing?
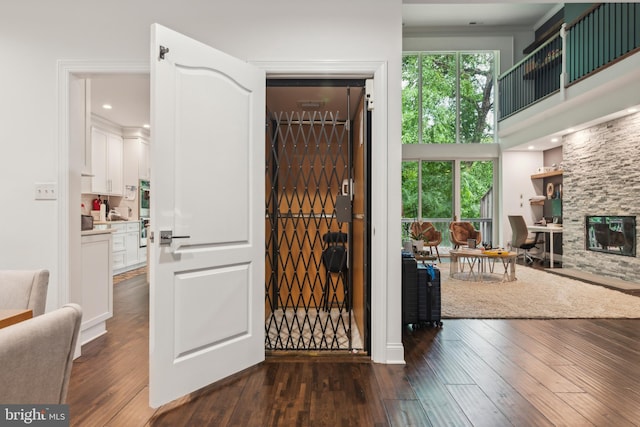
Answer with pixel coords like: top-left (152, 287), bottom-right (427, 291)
top-left (498, 3), bottom-right (640, 121)
top-left (566, 3), bottom-right (640, 85)
top-left (499, 35), bottom-right (562, 119)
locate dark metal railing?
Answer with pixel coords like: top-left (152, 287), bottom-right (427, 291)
top-left (498, 35), bottom-right (562, 120)
top-left (566, 3), bottom-right (640, 85)
top-left (498, 3), bottom-right (640, 121)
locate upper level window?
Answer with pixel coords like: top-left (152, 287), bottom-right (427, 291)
top-left (402, 52), bottom-right (496, 144)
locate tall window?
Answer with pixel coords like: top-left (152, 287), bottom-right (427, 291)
top-left (402, 52), bottom-right (496, 144)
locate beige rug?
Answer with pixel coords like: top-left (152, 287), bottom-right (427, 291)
top-left (442, 265), bottom-right (640, 318)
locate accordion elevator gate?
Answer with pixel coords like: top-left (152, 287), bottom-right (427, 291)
top-left (265, 80), bottom-right (369, 352)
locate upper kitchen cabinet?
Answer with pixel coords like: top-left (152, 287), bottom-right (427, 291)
top-left (124, 136), bottom-right (150, 180)
top-left (123, 135), bottom-right (150, 190)
top-left (90, 127), bottom-right (124, 196)
top-left (139, 139), bottom-right (150, 180)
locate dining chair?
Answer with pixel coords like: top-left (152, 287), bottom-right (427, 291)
top-left (0, 269), bottom-right (49, 316)
top-left (0, 303), bottom-right (82, 404)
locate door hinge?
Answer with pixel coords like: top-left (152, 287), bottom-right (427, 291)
top-left (159, 45), bottom-right (170, 61)
top-left (365, 79), bottom-right (374, 111)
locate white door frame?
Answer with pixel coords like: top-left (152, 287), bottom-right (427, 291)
top-left (57, 60), bottom-right (149, 325)
top-left (59, 59), bottom-right (396, 364)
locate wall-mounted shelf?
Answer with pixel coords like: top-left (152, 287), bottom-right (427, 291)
top-left (531, 170), bottom-right (563, 179)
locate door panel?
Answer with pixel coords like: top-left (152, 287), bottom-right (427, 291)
top-left (174, 67), bottom-right (250, 245)
top-left (150, 23), bottom-right (265, 408)
top-left (173, 265), bottom-right (249, 358)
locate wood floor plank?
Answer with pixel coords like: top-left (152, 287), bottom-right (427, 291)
top-left (446, 384), bottom-right (512, 427)
top-left (66, 271), bottom-right (640, 427)
top-left (431, 325), bottom-right (554, 427)
top-left (401, 340), bottom-right (473, 427)
top-left (371, 364), bottom-right (416, 400)
top-left (556, 392), bottom-right (638, 427)
top-left (507, 320), bottom-right (640, 391)
top-left (105, 386), bottom-right (157, 427)
top-left (552, 363), bottom-right (640, 424)
top-left (444, 321), bottom-right (593, 426)
top-left (470, 320), bottom-right (584, 393)
top-left (383, 399), bottom-right (432, 427)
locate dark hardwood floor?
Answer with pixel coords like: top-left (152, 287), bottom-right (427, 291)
top-left (67, 273), bottom-right (640, 426)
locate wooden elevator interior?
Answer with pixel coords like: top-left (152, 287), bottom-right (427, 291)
top-left (265, 80), bottom-right (369, 351)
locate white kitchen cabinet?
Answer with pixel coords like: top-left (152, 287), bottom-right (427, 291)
top-left (91, 127), bottom-right (123, 196)
top-left (139, 139), bottom-right (150, 180)
top-left (111, 221), bottom-right (143, 274)
top-left (80, 230), bottom-right (113, 346)
top-left (124, 136), bottom-right (149, 190)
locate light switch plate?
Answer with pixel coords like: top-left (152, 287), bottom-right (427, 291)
top-left (35, 182), bottom-right (57, 200)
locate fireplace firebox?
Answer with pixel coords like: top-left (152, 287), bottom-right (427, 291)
top-left (585, 216), bottom-right (636, 257)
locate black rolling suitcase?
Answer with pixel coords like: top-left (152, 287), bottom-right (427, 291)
top-left (416, 263), bottom-right (442, 327)
top-left (401, 254), bottom-right (419, 325)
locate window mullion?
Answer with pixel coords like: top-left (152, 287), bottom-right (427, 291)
top-left (456, 52), bottom-right (461, 144)
top-left (417, 161), bottom-right (422, 220)
top-left (418, 53), bottom-right (423, 144)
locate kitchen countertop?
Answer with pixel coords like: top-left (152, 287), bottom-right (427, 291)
top-left (81, 228), bottom-right (115, 236)
top-left (93, 219), bottom-right (140, 225)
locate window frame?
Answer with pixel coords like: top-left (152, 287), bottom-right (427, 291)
top-left (402, 50), bottom-right (498, 145)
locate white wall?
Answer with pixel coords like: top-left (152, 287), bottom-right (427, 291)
top-left (0, 0), bottom-right (403, 363)
top-left (500, 150), bottom-right (543, 247)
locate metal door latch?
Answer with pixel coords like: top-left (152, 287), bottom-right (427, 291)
top-left (159, 230), bottom-right (191, 245)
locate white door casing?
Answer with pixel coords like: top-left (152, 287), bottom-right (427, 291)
top-left (149, 24), bottom-right (265, 407)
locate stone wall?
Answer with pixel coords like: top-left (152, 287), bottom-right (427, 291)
top-left (562, 112), bottom-right (640, 281)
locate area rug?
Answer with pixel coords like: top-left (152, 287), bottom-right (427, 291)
top-left (266, 308), bottom-right (363, 350)
top-left (442, 265), bottom-right (640, 318)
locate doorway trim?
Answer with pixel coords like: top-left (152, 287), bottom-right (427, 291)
top-left (57, 60), bottom-right (149, 315)
top-left (253, 60), bottom-right (396, 363)
top-left (59, 59), bottom-right (400, 364)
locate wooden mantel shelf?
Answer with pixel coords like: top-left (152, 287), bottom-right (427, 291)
top-left (531, 170), bottom-right (563, 179)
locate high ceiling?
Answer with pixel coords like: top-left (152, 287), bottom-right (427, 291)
top-left (89, 3), bottom-right (561, 131)
top-left (402, 2), bottom-right (559, 29)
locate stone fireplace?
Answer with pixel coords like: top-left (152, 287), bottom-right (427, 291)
top-left (585, 215), bottom-right (636, 257)
top-left (562, 112), bottom-right (640, 282)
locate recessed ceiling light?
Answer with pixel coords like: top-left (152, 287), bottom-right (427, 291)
top-left (551, 138), bottom-right (559, 143)
top-left (143, 124), bottom-right (150, 129)
top-left (102, 104), bottom-right (112, 110)
top-left (628, 108), bottom-right (638, 113)
top-left (528, 145), bottom-right (535, 150)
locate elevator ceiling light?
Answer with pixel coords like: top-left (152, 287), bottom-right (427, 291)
top-left (297, 100), bottom-right (325, 110)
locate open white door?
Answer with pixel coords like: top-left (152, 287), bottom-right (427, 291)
top-left (149, 24), bottom-right (265, 408)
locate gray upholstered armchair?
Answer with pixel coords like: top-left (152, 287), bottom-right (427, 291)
top-left (0, 269), bottom-right (49, 316)
top-left (0, 303), bottom-right (82, 404)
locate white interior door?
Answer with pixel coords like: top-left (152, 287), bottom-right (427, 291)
top-left (149, 23), bottom-right (265, 408)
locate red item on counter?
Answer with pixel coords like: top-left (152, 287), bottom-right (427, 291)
top-left (92, 198), bottom-right (102, 210)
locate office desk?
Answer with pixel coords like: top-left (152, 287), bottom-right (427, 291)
top-left (527, 225), bottom-right (563, 268)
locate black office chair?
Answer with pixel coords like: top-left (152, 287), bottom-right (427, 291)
top-left (508, 215), bottom-right (543, 265)
top-left (321, 232), bottom-right (349, 311)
